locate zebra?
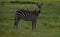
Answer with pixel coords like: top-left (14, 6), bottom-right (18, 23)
top-left (14, 3), bottom-right (43, 30)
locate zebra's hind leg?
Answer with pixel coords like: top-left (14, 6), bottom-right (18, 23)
top-left (14, 16), bottom-right (21, 29)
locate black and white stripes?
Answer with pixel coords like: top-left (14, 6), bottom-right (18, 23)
top-left (14, 3), bottom-right (43, 30)
top-left (16, 10), bottom-right (26, 16)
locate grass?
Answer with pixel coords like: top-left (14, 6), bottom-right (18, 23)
top-left (0, 0), bottom-right (60, 37)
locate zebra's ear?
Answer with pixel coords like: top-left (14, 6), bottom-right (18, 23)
top-left (41, 3), bottom-right (43, 6)
top-left (36, 3), bottom-right (43, 6)
top-left (36, 3), bottom-right (39, 5)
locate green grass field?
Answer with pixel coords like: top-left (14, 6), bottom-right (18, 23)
top-left (0, 0), bottom-right (60, 37)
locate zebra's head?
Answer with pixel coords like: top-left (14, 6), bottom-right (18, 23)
top-left (35, 3), bottom-right (43, 14)
top-left (36, 3), bottom-right (43, 8)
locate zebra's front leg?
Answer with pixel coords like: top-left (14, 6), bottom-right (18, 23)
top-left (32, 20), bottom-right (37, 30)
top-left (14, 16), bottom-right (21, 29)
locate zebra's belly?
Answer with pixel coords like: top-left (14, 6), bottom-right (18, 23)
top-left (22, 17), bottom-right (32, 21)
top-left (22, 15), bottom-right (37, 21)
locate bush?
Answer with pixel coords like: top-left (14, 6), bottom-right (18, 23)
top-left (0, 2), bottom-right (5, 6)
top-left (10, 1), bottom-right (35, 4)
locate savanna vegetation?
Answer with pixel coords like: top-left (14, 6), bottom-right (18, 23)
top-left (0, 0), bottom-right (60, 37)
